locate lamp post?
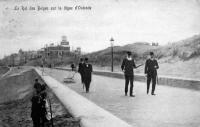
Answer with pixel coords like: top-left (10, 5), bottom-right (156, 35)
top-left (110, 37), bottom-right (114, 72)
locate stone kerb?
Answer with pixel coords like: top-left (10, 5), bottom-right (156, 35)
top-left (54, 67), bottom-right (200, 91)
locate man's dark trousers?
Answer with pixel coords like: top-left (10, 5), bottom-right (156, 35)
top-left (85, 79), bottom-right (91, 92)
top-left (84, 76), bottom-right (91, 92)
top-left (32, 117), bottom-right (40, 127)
top-left (80, 73), bottom-right (84, 84)
top-left (147, 72), bottom-right (157, 94)
top-left (125, 75), bottom-right (134, 95)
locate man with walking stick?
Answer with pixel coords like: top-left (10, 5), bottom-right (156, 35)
top-left (144, 52), bottom-right (159, 95)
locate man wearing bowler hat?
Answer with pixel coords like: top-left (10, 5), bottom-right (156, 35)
top-left (145, 52), bottom-right (159, 95)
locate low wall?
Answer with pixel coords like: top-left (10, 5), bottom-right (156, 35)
top-left (34, 68), bottom-right (133, 127)
top-left (55, 67), bottom-right (200, 91)
top-left (0, 68), bottom-right (40, 103)
top-left (0, 66), bottom-right (10, 77)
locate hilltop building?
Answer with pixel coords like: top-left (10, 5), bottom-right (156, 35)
top-left (152, 42), bottom-right (159, 46)
top-left (44, 36), bottom-right (71, 58)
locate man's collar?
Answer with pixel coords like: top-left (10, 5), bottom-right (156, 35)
top-left (127, 57), bottom-right (132, 60)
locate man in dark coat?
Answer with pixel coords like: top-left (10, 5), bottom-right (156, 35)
top-left (83, 58), bottom-right (93, 93)
top-left (121, 51), bottom-right (138, 97)
top-left (34, 78), bottom-right (42, 94)
top-left (32, 82), bottom-right (49, 127)
top-left (78, 58), bottom-right (85, 89)
top-left (144, 52), bottom-right (159, 95)
top-left (71, 63), bottom-right (76, 71)
top-left (31, 94), bottom-right (41, 127)
top-left (40, 91), bottom-right (48, 127)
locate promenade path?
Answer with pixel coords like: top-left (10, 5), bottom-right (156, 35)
top-left (43, 68), bottom-right (200, 127)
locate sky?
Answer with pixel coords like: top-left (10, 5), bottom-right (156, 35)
top-left (0, 0), bottom-right (200, 58)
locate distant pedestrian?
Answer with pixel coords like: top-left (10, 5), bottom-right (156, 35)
top-left (71, 63), bottom-right (76, 71)
top-left (34, 78), bottom-right (42, 94)
top-left (78, 58), bottom-right (85, 89)
top-left (144, 52), bottom-right (159, 95)
top-left (121, 51), bottom-right (142, 97)
top-left (83, 58), bottom-right (93, 93)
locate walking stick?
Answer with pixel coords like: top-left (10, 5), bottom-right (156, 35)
top-left (42, 66), bottom-right (44, 76)
top-left (136, 63), bottom-right (144, 68)
top-left (83, 83), bottom-right (85, 90)
top-left (48, 97), bottom-right (54, 127)
top-left (156, 73), bottom-right (159, 85)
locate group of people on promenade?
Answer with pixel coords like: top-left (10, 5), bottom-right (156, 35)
top-left (31, 79), bottom-right (52, 127)
top-left (76, 51), bottom-right (159, 97)
top-left (30, 51), bottom-right (158, 126)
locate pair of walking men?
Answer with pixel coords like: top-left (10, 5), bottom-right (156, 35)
top-left (121, 51), bottom-right (159, 97)
top-left (31, 79), bottom-right (50, 127)
top-left (78, 58), bottom-right (93, 93)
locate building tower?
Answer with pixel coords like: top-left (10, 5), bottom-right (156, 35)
top-left (61, 36), bottom-right (69, 47)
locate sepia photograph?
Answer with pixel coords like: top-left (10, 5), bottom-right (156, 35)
top-left (0, 0), bottom-right (200, 127)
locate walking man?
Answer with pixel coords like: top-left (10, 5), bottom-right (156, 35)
top-left (83, 58), bottom-right (93, 93)
top-left (78, 58), bottom-right (85, 90)
top-left (31, 81), bottom-right (50, 127)
top-left (121, 51), bottom-right (139, 97)
top-left (31, 94), bottom-right (41, 127)
top-left (34, 78), bottom-right (42, 94)
top-left (144, 52), bottom-right (159, 95)
top-left (31, 79), bottom-right (42, 127)
top-left (71, 63), bottom-right (76, 72)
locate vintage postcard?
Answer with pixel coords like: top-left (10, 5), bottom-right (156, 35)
top-left (0, 0), bottom-right (200, 127)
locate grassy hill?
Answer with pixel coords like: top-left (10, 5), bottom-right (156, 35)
top-left (153, 34), bottom-right (200, 60)
top-left (84, 34), bottom-right (200, 79)
top-left (86, 42), bottom-right (160, 66)
top-left (86, 34), bottom-right (200, 66)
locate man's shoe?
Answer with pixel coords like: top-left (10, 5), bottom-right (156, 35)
top-left (151, 93), bottom-right (156, 95)
top-left (125, 93), bottom-right (127, 96)
top-left (130, 95), bottom-right (135, 97)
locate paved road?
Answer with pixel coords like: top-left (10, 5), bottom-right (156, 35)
top-left (44, 68), bottom-right (200, 127)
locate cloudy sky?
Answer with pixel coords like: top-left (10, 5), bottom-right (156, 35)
top-left (0, 0), bottom-right (200, 58)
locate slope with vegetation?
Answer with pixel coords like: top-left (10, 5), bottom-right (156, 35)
top-left (86, 42), bottom-right (160, 66)
top-left (85, 34), bottom-right (200, 79)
